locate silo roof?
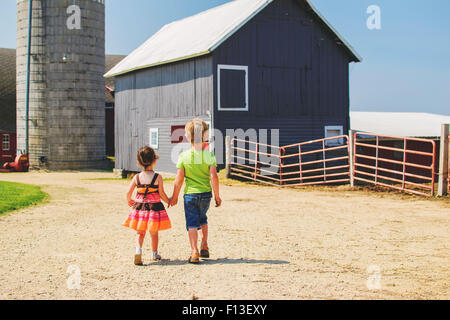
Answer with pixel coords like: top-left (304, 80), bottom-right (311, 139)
top-left (105, 0), bottom-right (361, 78)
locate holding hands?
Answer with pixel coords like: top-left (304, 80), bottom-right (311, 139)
top-left (167, 166), bottom-right (222, 209)
top-left (168, 197), bottom-right (178, 208)
top-left (168, 195), bottom-right (221, 208)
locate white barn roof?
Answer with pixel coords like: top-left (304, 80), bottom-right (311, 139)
top-left (351, 112), bottom-right (450, 138)
top-left (105, 0), bottom-right (361, 78)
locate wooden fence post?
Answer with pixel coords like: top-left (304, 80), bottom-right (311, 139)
top-left (437, 124), bottom-right (449, 197)
top-left (349, 130), bottom-right (355, 187)
top-left (225, 136), bottom-right (231, 179)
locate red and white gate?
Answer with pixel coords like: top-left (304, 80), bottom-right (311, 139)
top-left (353, 133), bottom-right (436, 197)
top-left (229, 136), bottom-right (351, 187)
top-left (229, 138), bottom-right (282, 187)
top-left (279, 135), bottom-right (351, 186)
top-left (228, 132), bottom-right (438, 197)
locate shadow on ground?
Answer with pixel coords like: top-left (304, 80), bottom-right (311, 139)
top-left (142, 258), bottom-right (290, 267)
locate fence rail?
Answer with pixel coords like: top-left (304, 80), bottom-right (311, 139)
top-left (353, 133), bottom-right (436, 197)
top-left (228, 129), bottom-right (446, 197)
top-left (229, 135), bottom-right (351, 187)
top-left (229, 138), bottom-right (282, 186)
top-left (279, 135), bottom-right (350, 186)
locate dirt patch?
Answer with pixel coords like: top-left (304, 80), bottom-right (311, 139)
top-left (0, 171), bottom-right (448, 300)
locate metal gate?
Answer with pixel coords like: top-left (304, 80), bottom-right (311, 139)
top-left (229, 136), bottom-right (351, 187)
top-left (279, 135), bottom-right (351, 186)
top-left (229, 138), bottom-right (282, 187)
top-left (353, 133), bottom-right (436, 196)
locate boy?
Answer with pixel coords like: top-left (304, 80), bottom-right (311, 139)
top-left (170, 118), bottom-right (222, 264)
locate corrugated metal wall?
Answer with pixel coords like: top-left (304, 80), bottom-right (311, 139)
top-left (114, 56), bottom-right (213, 172)
top-left (146, 116), bottom-right (210, 173)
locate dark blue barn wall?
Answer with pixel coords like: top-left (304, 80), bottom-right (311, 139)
top-left (213, 0), bottom-right (352, 163)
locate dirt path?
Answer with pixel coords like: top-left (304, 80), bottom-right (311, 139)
top-left (0, 171), bottom-right (448, 300)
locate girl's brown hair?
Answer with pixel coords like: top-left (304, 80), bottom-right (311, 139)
top-left (137, 146), bottom-right (159, 168)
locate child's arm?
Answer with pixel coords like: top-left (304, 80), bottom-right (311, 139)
top-left (157, 175), bottom-right (170, 205)
top-left (210, 166), bottom-right (222, 207)
top-left (170, 169), bottom-right (185, 206)
top-left (126, 176), bottom-right (137, 207)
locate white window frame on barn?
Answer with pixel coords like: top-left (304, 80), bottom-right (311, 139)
top-left (2, 134), bottom-right (10, 151)
top-left (217, 64), bottom-right (249, 112)
top-left (324, 126), bottom-right (344, 147)
top-left (205, 120), bottom-right (213, 152)
top-left (149, 128), bottom-right (159, 149)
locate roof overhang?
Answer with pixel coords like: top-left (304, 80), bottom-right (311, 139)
top-left (105, 50), bottom-right (212, 78)
top-left (105, 0), bottom-right (361, 78)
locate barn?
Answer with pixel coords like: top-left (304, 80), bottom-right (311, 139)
top-left (105, 0), bottom-right (361, 173)
top-left (0, 48), bottom-right (17, 164)
top-left (105, 55), bottom-right (127, 156)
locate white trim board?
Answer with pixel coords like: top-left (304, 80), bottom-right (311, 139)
top-left (217, 64), bottom-right (249, 112)
top-left (324, 125), bottom-right (344, 146)
top-left (2, 134), bottom-right (10, 151)
top-left (149, 128), bottom-right (159, 149)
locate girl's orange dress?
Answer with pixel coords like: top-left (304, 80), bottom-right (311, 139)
top-left (123, 173), bottom-right (171, 232)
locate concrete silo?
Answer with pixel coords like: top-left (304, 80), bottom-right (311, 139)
top-left (16, 0), bottom-right (106, 170)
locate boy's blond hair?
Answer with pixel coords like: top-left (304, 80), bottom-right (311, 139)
top-left (185, 118), bottom-right (209, 145)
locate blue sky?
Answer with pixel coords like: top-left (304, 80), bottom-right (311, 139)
top-left (0, 0), bottom-right (449, 115)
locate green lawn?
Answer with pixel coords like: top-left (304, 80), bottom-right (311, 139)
top-left (0, 181), bottom-right (47, 215)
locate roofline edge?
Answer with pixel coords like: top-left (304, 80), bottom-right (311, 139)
top-left (104, 50), bottom-right (211, 78)
top-left (209, 0), bottom-right (274, 52)
top-left (304, 0), bottom-right (362, 62)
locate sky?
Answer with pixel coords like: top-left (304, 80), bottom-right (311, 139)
top-left (0, 0), bottom-right (449, 115)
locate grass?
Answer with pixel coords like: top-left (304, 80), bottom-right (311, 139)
top-left (0, 181), bottom-right (47, 215)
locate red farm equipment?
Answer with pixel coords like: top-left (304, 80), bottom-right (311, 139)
top-left (0, 154), bottom-right (30, 173)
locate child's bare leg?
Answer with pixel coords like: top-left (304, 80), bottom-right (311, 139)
top-left (200, 224), bottom-right (208, 248)
top-left (136, 231), bottom-right (146, 249)
top-left (188, 228), bottom-right (199, 254)
top-left (135, 231), bottom-right (146, 264)
top-left (150, 231), bottom-right (159, 252)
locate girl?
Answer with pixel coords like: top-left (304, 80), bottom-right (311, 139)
top-left (123, 146), bottom-right (172, 265)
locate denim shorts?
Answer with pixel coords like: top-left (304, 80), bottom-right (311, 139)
top-left (183, 192), bottom-right (212, 231)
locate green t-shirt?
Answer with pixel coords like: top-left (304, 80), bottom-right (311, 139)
top-left (176, 149), bottom-right (217, 194)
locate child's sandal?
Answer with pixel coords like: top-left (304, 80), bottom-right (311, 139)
top-left (200, 245), bottom-right (210, 259)
top-left (188, 253), bottom-right (200, 264)
top-left (152, 252), bottom-right (162, 261)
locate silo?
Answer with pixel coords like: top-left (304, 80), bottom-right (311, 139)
top-left (16, 0), bottom-right (106, 170)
